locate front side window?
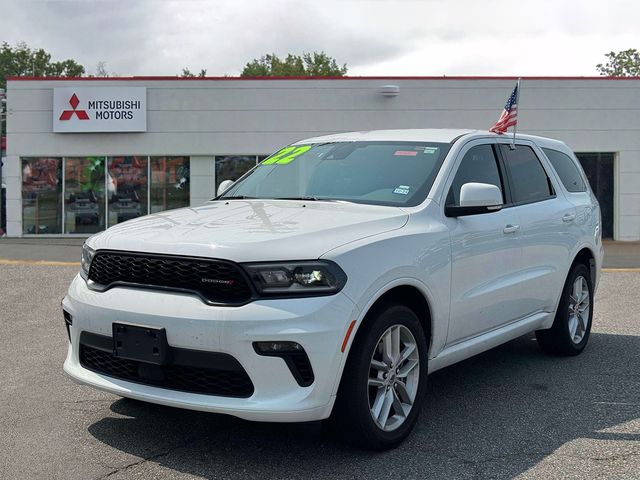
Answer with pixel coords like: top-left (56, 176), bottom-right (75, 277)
top-left (500, 145), bottom-right (553, 204)
top-left (542, 148), bottom-right (586, 193)
top-left (447, 144), bottom-right (503, 206)
top-left (220, 142), bottom-right (451, 207)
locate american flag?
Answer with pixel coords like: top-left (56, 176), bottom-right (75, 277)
top-left (489, 83), bottom-right (518, 134)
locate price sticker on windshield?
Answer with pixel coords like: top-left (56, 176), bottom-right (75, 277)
top-left (262, 145), bottom-right (312, 165)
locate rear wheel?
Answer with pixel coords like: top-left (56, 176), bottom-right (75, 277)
top-left (536, 263), bottom-right (593, 355)
top-left (329, 303), bottom-right (428, 450)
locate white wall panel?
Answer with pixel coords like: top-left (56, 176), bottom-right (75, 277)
top-left (619, 172), bottom-right (640, 195)
top-left (619, 215), bottom-right (640, 240)
top-left (189, 156), bottom-right (215, 206)
top-left (619, 153), bottom-right (640, 173)
top-left (4, 156), bottom-right (22, 235)
top-left (619, 195), bottom-right (640, 216)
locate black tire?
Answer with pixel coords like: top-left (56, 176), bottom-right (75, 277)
top-left (328, 303), bottom-right (429, 451)
top-left (536, 263), bottom-right (593, 356)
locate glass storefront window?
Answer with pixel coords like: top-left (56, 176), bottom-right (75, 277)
top-left (107, 156), bottom-right (148, 226)
top-left (64, 157), bottom-right (105, 234)
top-left (22, 157), bottom-right (62, 234)
top-left (215, 156), bottom-right (257, 192)
top-left (150, 156), bottom-right (190, 213)
top-left (19, 155), bottom-right (195, 234)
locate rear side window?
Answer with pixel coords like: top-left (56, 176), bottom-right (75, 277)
top-left (542, 148), bottom-right (586, 193)
top-left (447, 144), bottom-right (503, 205)
top-left (500, 145), bottom-right (553, 204)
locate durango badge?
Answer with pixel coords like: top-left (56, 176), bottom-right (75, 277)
top-left (201, 277), bottom-right (235, 285)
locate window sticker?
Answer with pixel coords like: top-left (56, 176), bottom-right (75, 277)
top-left (394, 150), bottom-right (418, 156)
top-left (262, 145), bottom-right (312, 165)
top-left (393, 185), bottom-right (411, 195)
top-left (423, 147), bottom-right (438, 155)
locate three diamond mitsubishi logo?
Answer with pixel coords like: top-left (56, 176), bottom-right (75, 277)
top-left (59, 93), bottom-right (89, 121)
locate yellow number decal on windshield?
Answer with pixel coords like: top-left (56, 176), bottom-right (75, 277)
top-left (262, 147), bottom-right (296, 165)
top-left (262, 145), bottom-right (311, 165)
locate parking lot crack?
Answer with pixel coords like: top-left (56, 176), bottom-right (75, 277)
top-left (59, 399), bottom-right (112, 404)
top-left (94, 437), bottom-right (196, 479)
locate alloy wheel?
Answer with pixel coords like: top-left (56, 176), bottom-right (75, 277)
top-left (568, 275), bottom-right (590, 344)
top-left (367, 324), bottom-right (420, 432)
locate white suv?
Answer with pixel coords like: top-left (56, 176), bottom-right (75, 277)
top-left (63, 129), bottom-right (603, 450)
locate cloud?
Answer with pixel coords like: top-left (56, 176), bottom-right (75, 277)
top-left (141, 0), bottom-right (406, 74)
top-left (1, 0), bottom-right (157, 75)
top-left (0, 0), bottom-right (638, 77)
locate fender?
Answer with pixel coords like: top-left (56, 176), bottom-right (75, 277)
top-left (330, 275), bottom-right (444, 397)
top-left (542, 241), bottom-right (600, 330)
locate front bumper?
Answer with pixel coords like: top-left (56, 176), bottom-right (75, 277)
top-left (63, 274), bottom-right (358, 422)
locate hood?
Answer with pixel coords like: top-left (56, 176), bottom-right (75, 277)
top-left (89, 200), bottom-right (409, 262)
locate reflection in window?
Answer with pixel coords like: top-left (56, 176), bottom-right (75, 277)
top-left (500, 145), bottom-right (553, 204)
top-left (448, 145), bottom-right (503, 206)
top-left (542, 148), bottom-right (585, 193)
top-left (150, 157), bottom-right (190, 213)
top-left (107, 156), bottom-right (148, 226)
top-left (22, 157), bottom-right (62, 234)
top-left (215, 156), bottom-right (257, 192)
top-left (64, 157), bottom-right (105, 234)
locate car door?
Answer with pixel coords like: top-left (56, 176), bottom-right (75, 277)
top-left (443, 140), bottom-right (523, 346)
top-left (496, 141), bottom-right (575, 315)
top-left (542, 146), bottom-right (600, 255)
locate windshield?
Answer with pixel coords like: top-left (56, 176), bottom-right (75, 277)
top-left (219, 141), bottom-right (452, 207)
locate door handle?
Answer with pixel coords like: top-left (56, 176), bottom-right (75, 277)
top-left (562, 213), bottom-right (576, 223)
top-left (503, 224), bottom-right (520, 234)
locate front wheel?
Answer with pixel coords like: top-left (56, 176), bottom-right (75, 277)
top-left (329, 303), bottom-right (428, 450)
top-left (536, 263), bottom-right (593, 356)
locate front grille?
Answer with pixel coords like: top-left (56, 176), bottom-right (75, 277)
top-left (88, 251), bottom-right (253, 305)
top-left (79, 338), bottom-right (254, 398)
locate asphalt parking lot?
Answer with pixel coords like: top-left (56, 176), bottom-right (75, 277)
top-left (1, 264), bottom-right (639, 479)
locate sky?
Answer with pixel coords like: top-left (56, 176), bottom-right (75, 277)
top-left (1, 0), bottom-right (639, 77)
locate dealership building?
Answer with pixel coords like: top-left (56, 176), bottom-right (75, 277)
top-left (2, 76), bottom-right (639, 240)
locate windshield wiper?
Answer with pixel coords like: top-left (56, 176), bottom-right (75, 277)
top-left (273, 196), bottom-right (321, 201)
top-left (221, 195), bottom-right (341, 202)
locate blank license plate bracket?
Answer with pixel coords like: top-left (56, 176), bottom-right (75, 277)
top-left (112, 323), bottom-right (169, 365)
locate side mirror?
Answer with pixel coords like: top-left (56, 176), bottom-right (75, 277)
top-left (445, 182), bottom-right (503, 217)
top-left (217, 179), bottom-right (235, 197)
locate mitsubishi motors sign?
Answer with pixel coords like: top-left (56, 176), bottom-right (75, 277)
top-left (53, 87), bottom-right (147, 133)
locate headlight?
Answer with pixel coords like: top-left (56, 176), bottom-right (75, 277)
top-left (242, 260), bottom-right (347, 297)
top-left (80, 243), bottom-right (95, 279)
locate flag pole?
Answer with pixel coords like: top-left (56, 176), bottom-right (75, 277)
top-left (510, 78), bottom-right (521, 149)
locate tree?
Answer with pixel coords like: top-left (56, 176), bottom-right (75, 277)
top-left (0, 41), bottom-right (85, 89)
top-left (180, 67), bottom-right (207, 78)
top-left (94, 61), bottom-right (110, 78)
top-left (596, 49), bottom-right (640, 76)
top-left (240, 52), bottom-right (347, 77)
